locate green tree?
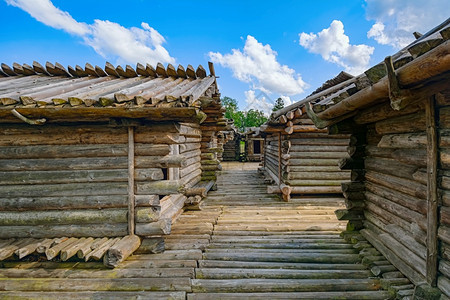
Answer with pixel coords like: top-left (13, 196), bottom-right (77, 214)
top-left (221, 96), bottom-right (238, 120)
top-left (244, 109), bottom-right (268, 128)
top-left (272, 97), bottom-right (285, 112)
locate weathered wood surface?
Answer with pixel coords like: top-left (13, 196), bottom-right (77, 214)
top-left (0, 162), bottom-right (390, 298)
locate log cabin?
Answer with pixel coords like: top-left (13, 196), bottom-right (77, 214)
top-left (286, 19), bottom-right (450, 297)
top-left (0, 61), bottom-right (226, 265)
top-left (244, 127), bottom-right (264, 162)
top-left (260, 72), bottom-right (353, 202)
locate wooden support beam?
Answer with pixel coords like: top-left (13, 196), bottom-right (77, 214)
top-left (128, 127), bottom-right (135, 235)
top-left (426, 96), bottom-right (438, 286)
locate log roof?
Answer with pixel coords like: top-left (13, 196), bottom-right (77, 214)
top-left (0, 61), bottom-right (219, 123)
top-left (268, 18), bottom-right (450, 129)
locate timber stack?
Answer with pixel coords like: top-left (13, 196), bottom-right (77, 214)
top-left (0, 60), bottom-right (225, 266)
top-left (289, 18), bottom-right (450, 298)
top-left (222, 127), bottom-right (240, 161)
top-left (261, 74), bottom-right (352, 201)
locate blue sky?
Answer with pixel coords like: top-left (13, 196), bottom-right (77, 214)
top-left (1, 0), bottom-right (448, 114)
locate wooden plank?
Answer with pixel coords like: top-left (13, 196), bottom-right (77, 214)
top-left (426, 96), bottom-right (438, 286)
top-left (128, 127), bottom-right (135, 235)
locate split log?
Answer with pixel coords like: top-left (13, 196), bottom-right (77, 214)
top-left (77, 237), bottom-right (106, 259)
top-left (46, 237), bottom-right (78, 260)
top-left (14, 239), bottom-right (41, 259)
top-left (36, 238), bottom-right (62, 254)
top-left (104, 235), bottom-right (141, 268)
top-left (85, 238), bottom-right (120, 261)
top-left (135, 237), bottom-right (165, 254)
top-left (60, 237), bottom-right (92, 261)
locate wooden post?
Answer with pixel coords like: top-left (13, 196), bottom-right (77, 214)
top-left (426, 96), bottom-right (438, 286)
top-left (128, 126), bottom-right (135, 235)
top-left (278, 132), bottom-right (282, 185)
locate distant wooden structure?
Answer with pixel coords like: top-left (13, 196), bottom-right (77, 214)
top-left (292, 19), bottom-right (450, 297)
top-left (244, 127), bottom-right (264, 162)
top-left (222, 126), bottom-right (241, 161)
top-left (0, 61), bottom-right (225, 265)
top-left (261, 73), bottom-right (353, 201)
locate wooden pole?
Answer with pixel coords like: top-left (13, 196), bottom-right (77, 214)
top-left (278, 132), bottom-right (282, 186)
top-left (128, 126), bottom-right (135, 235)
top-left (426, 96), bottom-right (438, 286)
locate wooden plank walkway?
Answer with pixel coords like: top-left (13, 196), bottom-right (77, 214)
top-left (0, 162), bottom-right (391, 299)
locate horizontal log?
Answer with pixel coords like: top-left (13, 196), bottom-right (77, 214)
top-left (375, 111), bottom-right (425, 135)
top-left (378, 133), bottom-right (426, 149)
top-left (135, 195), bottom-right (160, 208)
top-left (289, 145), bottom-right (348, 152)
top-left (285, 165), bottom-right (343, 172)
top-left (285, 179), bottom-right (343, 186)
top-left (135, 219), bottom-right (171, 236)
top-left (289, 152), bottom-right (349, 159)
top-left (136, 180), bottom-right (185, 195)
top-left (0, 169), bottom-right (129, 185)
top-left (0, 195), bottom-right (129, 211)
top-left (365, 157), bottom-right (418, 181)
top-left (288, 158), bottom-right (340, 167)
top-left (0, 224), bottom-right (128, 238)
top-left (286, 171), bottom-right (350, 180)
top-left (365, 191), bottom-right (426, 231)
top-left (0, 125), bottom-right (127, 146)
top-left (135, 155), bottom-right (185, 168)
top-left (290, 186), bottom-right (342, 194)
top-left (0, 208), bottom-right (127, 226)
top-left (0, 182), bottom-right (128, 197)
top-left (354, 100), bottom-right (424, 124)
top-left (365, 182), bottom-right (427, 214)
top-left (289, 138), bottom-right (350, 146)
top-left (361, 229), bottom-right (425, 285)
top-left (365, 170), bottom-right (427, 199)
top-left (0, 157), bottom-right (128, 171)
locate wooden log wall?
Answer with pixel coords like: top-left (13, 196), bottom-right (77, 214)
top-left (246, 137), bottom-right (264, 162)
top-left (0, 121), bottom-right (201, 240)
top-left (350, 94), bottom-right (448, 291)
top-left (200, 99), bottom-right (226, 181)
top-left (223, 133), bottom-right (240, 161)
top-left (263, 114), bottom-right (351, 200)
top-left (0, 124), bottom-right (129, 238)
top-left (437, 90), bottom-right (450, 296)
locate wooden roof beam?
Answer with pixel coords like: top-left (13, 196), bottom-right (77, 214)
top-left (33, 61), bottom-right (50, 76)
top-left (156, 63), bottom-right (167, 77)
top-left (1, 63), bottom-right (18, 76)
top-left (105, 62), bottom-right (120, 77)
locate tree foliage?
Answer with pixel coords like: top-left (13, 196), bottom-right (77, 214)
top-left (221, 96), bottom-right (268, 132)
top-left (272, 97), bottom-right (285, 112)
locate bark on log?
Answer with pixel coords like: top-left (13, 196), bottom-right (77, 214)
top-left (104, 235), bottom-right (141, 268)
top-left (135, 180), bottom-right (185, 195)
top-left (135, 219), bottom-right (171, 236)
top-left (0, 208), bottom-right (127, 226)
top-left (0, 224), bottom-right (127, 239)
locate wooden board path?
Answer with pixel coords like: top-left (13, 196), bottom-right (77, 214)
top-left (0, 162), bottom-right (391, 299)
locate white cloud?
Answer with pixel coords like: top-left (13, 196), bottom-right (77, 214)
top-left (279, 95), bottom-right (293, 106)
top-left (209, 35), bottom-right (307, 96)
top-left (6, 0), bottom-right (174, 65)
top-left (299, 20), bottom-right (374, 75)
top-left (244, 90), bottom-right (273, 116)
top-left (365, 0), bottom-right (450, 49)
top-left (6, 0), bottom-right (89, 36)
